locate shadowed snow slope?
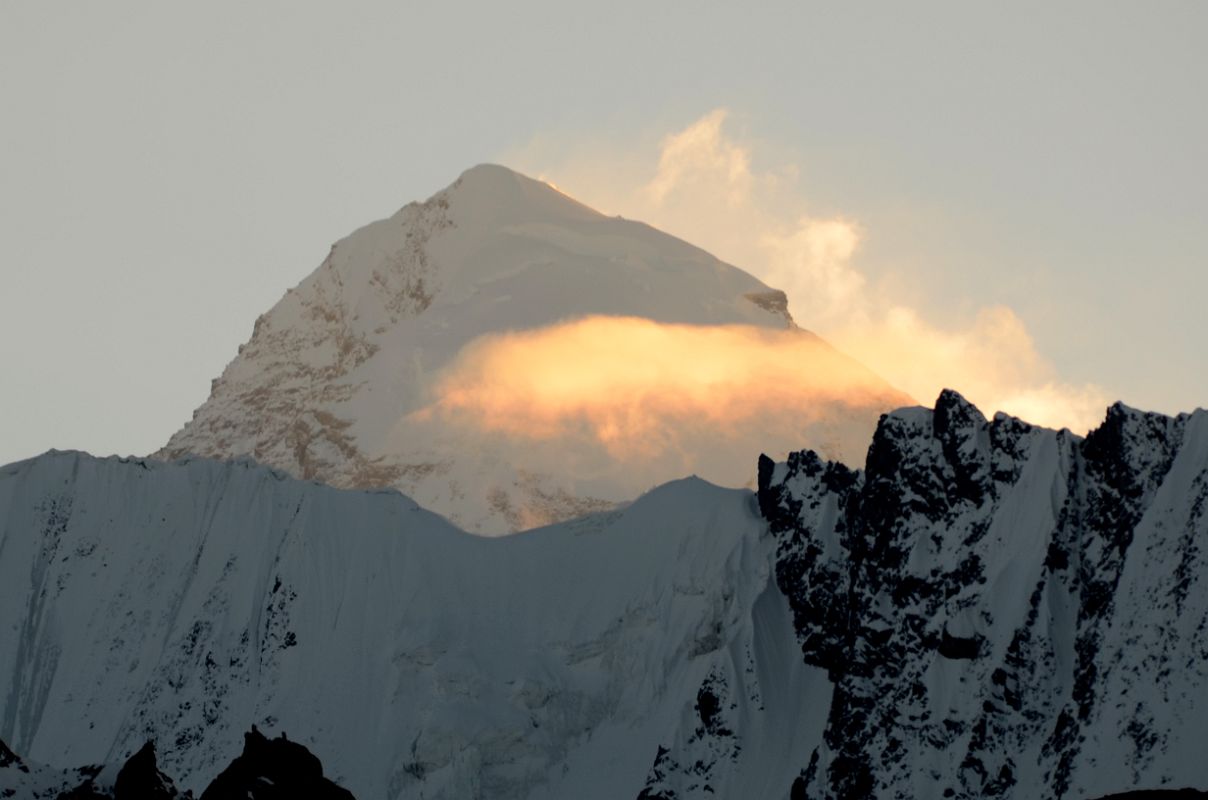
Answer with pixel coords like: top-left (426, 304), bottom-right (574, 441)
top-left (156, 164), bottom-right (907, 533)
top-left (0, 450), bottom-right (818, 799)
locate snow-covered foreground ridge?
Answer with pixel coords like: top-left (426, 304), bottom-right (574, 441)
top-left (3, 390), bottom-right (1208, 799)
top-left (0, 450), bottom-right (805, 799)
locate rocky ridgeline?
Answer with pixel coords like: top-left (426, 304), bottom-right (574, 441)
top-left (741, 390), bottom-right (1208, 799)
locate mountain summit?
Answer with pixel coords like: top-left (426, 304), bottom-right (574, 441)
top-left (157, 164), bottom-right (908, 532)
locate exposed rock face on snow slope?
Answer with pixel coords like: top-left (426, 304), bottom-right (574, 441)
top-left (0, 450), bottom-right (815, 799)
top-left (751, 390), bottom-right (1208, 799)
top-left (156, 164), bottom-right (907, 533)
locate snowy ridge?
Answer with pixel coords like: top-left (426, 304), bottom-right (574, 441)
top-left (0, 450), bottom-right (816, 799)
top-left (751, 390), bottom-right (1208, 799)
top-left (156, 164), bottom-right (907, 534)
top-left (5, 391), bottom-right (1208, 798)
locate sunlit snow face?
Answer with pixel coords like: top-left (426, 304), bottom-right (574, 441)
top-left (408, 315), bottom-right (902, 473)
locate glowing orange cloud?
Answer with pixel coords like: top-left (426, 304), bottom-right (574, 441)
top-left (412, 316), bottom-right (909, 473)
top-left (506, 109), bottom-right (1115, 434)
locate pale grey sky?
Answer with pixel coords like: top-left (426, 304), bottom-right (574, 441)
top-left (2, 1), bottom-right (1205, 465)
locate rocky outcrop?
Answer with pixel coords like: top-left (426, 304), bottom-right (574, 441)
top-left (113, 742), bottom-right (179, 800)
top-left (0, 740), bottom-right (21, 770)
top-left (199, 727), bottom-right (353, 800)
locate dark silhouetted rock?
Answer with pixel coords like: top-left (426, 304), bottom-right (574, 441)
top-left (0, 740), bottom-right (22, 771)
top-left (114, 741), bottom-right (179, 800)
top-left (938, 629), bottom-right (983, 660)
top-left (200, 727), bottom-right (354, 800)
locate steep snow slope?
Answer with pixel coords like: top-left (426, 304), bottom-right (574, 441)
top-left (156, 164), bottom-right (907, 533)
top-left (749, 390), bottom-right (1208, 799)
top-left (8, 392), bottom-right (1205, 799)
top-left (0, 450), bottom-right (822, 799)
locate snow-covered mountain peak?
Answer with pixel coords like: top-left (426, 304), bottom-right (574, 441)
top-left (158, 165), bottom-right (909, 533)
top-left (439, 162), bottom-right (603, 225)
top-left (315, 162), bottom-right (781, 333)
